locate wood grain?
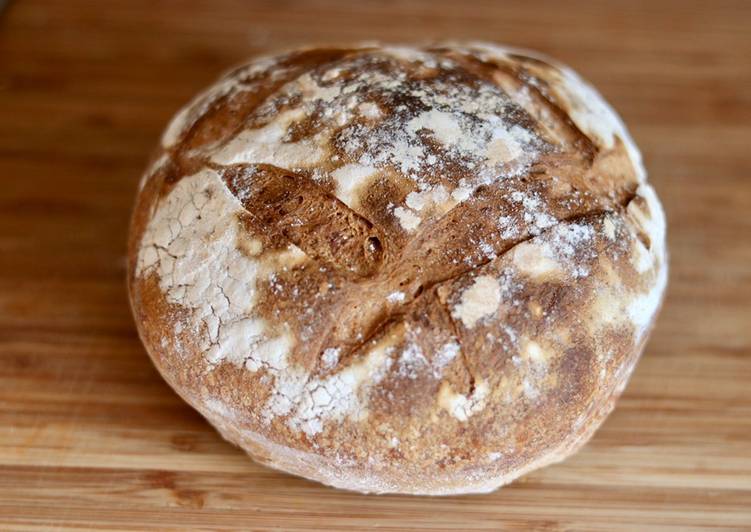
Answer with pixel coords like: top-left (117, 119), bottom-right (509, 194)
top-left (1, 0), bottom-right (750, 529)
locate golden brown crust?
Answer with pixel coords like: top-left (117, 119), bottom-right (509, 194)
top-left (128, 42), bottom-right (667, 494)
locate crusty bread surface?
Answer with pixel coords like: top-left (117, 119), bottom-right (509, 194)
top-left (128, 42), bottom-right (667, 495)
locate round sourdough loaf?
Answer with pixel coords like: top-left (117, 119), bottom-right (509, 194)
top-left (128, 42), bottom-right (667, 495)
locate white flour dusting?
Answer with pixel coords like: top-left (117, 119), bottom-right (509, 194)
top-left (509, 190), bottom-right (557, 236)
top-left (288, 341), bottom-right (395, 436)
top-left (321, 347), bottom-right (341, 369)
top-left (393, 206), bottom-right (422, 232)
top-left (212, 108), bottom-right (324, 168)
top-left (396, 343), bottom-right (428, 380)
top-left (438, 380), bottom-right (490, 422)
top-left (432, 341), bottom-right (461, 378)
top-left (453, 275), bottom-right (502, 328)
top-left (136, 169), bottom-right (279, 365)
top-left (331, 163), bottom-right (379, 208)
top-left (386, 291), bottom-right (406, 304)
top-left (511, 221), bottom-right (596, 280)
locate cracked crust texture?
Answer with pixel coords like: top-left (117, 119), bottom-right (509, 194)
top-left (127, 42), bottom-right (668, 495)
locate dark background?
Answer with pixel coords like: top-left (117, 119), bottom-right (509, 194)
top-left (1, 1), bottom-right (749, 529)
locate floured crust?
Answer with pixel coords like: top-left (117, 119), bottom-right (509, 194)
top-left (127, 42), bottom-right (667, 495)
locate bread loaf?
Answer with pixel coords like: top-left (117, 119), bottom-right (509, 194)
top-left (128, 42), bottom-right (667, 495)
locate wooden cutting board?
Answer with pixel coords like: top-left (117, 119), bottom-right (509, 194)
top-left (1, 0), bottom-right (749, 529)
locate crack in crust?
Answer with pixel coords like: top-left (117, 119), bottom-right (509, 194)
top-left (220, 163), bottom-right (385, 278)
